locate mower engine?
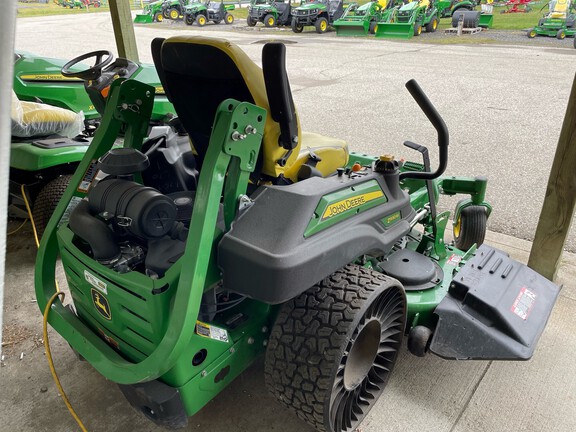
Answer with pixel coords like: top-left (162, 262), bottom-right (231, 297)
top-left (69, 147), bottom-right (195, 278)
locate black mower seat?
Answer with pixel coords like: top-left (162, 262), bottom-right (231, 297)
top-left (151, 36), bottom-right (348, 182)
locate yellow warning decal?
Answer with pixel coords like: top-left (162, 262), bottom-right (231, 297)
top-left (196, 320), bottom-right (229, 343)
top-left (20, 74), bottom-right (82, 82)
top-left (322, 191), bottom-right (384, 220)
top-left (154, 86), bottom-right (166, 95)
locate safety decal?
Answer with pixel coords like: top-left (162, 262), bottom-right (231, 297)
top-left (511, 287), bottom-right (536, 320)
top-left (59, 196), bottom-right (82, 228)
top-left (85, 270), bottom-right (108, 295)
top-left (447, 254), bottom-right (462, 266)
top-left (91, 289), bottom-right (112, 321)
top-left (322, 191), bottom-right (384, 220)
top-left (98, 328), bottom-right (119, 350)
top-left (196, 321), bottom-right (229, 343)
top-left (78, 160), bottom-right (99, 193)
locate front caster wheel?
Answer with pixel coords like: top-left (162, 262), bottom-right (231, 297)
top-left (265, 264), bottom-right (407, 432)
top-left (453, 203), bottom-right (488, 251)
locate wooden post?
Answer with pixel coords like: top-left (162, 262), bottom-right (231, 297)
top-left (528, 73), bottom-right (576, 280)
top-left (108, 0), bottom-right (139, 62)
top-left (0, 0), bottom-right (17, 357)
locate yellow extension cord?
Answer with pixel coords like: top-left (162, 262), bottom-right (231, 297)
top-left (21, 184), bottom-right (88, 432)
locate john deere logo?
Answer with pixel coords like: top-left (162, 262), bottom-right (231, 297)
top-left (91, 289), bottom-right (112, 320)
top-left (322, 191), bottom-right (384, 220)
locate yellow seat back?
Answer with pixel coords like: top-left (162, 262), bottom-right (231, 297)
top-left (156, 36), bottom-right (348, 181)
top-left (550, 0), bottom-right (569, 18)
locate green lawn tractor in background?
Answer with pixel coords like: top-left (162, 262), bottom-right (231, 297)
top-left (376, 0), bottom-right (439, 38)
top-left (333, 0), bottom-right (398, 36)
top-left (436, 0), bottom-right (476, 17)
top-left (291, 0), bottom-right (345, 33)
top-left (437, 0), bottom-right (494, 29)
top-left (36, 36), bottom-right (560, 432)
top-left (135, 0), bottom-right (166, 23)
top-left (247, 0), bottom-right (293, 27)
top-left (184, 1), bottom-right (235, 26)
top-left (11, 50), bottom-right (177, 236)
top-left (528, 0), bottom-right (576, 39)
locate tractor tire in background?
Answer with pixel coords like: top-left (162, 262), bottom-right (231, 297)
top-left (453, 202), bottom-right (488, 251)
top-left (414, 23), bottom-right (422, 36)
top-left (265, 264), bottom-right (406, 432)
top-left (32, 174), bottom-right (73, 239)
top-left (162, 7), bottom-right (171, 19)
top-left (292, 18), bottom-right (303, 32)
top-left (247, 15), bottom-right (257, 26)
top-left (196, 14), bottom-right (207, 26)
top-left (264, 13), bottom-right (276, 27)
top-left (185, 14), bottom-right (194, 25)
top-left (556, 29), bottom-right (566, 39)
top-left (451, 10), bottom-right (480, 28)
top-left (169, 7), bottom-right (180, 20)
top-left (315, 16), bottom-right (328, 33)
top-left (527, 28), bottom-right (536, 38)
top-left (225, 13), bottom-right (234, 24)
top-left (369, 20), bottom-right (377, 34)
top-left (154, 12), bottom-right (163, 22)
top-left (425, 15), bottom-right (438, 32)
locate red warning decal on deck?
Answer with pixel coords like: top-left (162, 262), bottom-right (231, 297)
top-left (447, 254), bottom-right (462, 266)
top-left (511, 287), bottom-right (537, 320)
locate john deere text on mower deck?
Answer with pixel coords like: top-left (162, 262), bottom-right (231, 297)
top-left (35, 37), bottom-right (561, 432)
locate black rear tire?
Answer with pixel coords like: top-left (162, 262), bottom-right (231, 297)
top-left (425, 16), bottom-right (438, 33)
top-left (369, 20), bottom-right (377, 34)
top-left (247, 15), bottom-right (257, 26)
top-left (265, 264), bottom-right (406, 432)
top-left (32, 174), bottom-right (73, 239)
top-left (453, 203), bottom-right (488, 251)
top-left (291, 18), bottom-right (303, 33)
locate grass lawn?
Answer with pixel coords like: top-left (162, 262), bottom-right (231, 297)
top-left (16, 1), bottom-right (144, 18)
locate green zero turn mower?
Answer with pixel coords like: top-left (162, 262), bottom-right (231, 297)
top-left (11, 50), bottom-right (176, 237)
top-left (184, 0), bottom-right (235, 26)
top-left (36, 36), bottom-right (560, 432)
top-left (333, 0), bottom-right (399, 36)
top-left (247, 0), bottom-right (294, 28)
top-left (375, 0), bottom-right (440, 39)
top-left (291, 0), bottom-right (345, 33)
top-left (527, 0), bottom-right (576, 39)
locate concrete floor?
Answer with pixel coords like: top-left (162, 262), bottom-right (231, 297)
top-left (1, 225), bottom-right (575, 432)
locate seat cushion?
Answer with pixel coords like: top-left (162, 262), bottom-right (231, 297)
top-left (283, 132), bottom-right (349, 182)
